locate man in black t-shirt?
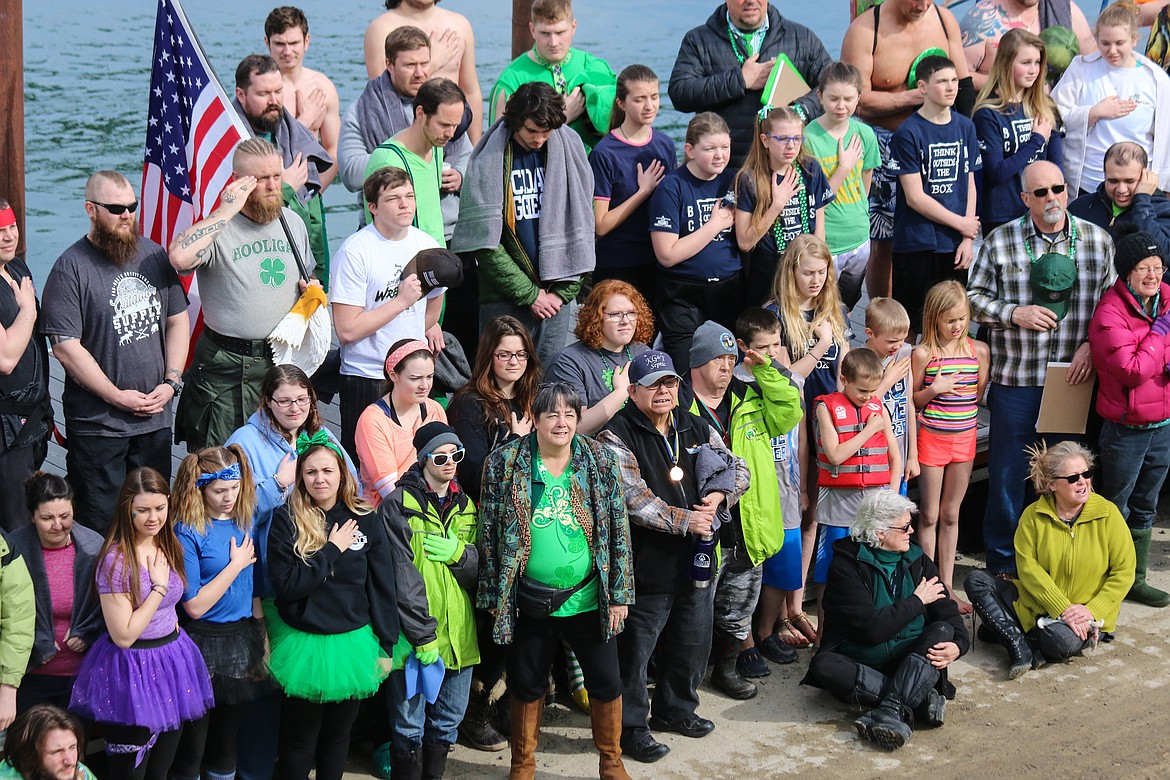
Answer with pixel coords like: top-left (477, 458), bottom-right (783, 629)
top-left (40, 171), bottom-right (189, 531)
top-left (0, 197), bottom-right (51, 531)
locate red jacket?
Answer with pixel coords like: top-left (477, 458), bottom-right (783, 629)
top-left (1089, 278), bottom-right (1170, 426)
top-left (815, 392), bottom-right (890, 489)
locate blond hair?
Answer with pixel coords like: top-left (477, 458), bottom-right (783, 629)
top-left (233, 137), bottom-right (280, 170)
top-left (173, 445), bottom-right (257, 537)
top-left (1026, 440), bottom-right (1096, 496)
top-left (973, 28), bottom-right (1058, 126)
top-left (768, 235), bottom-right (847, 358)
top-left (865, 297), bottom-right (911, 337)
top-left (919, 281), bottom-right (971, 355)
top-left (532, 0), bottom-right (572, 24)
top-left (734, 107), bottom-right (812, 239)
top-left (287, 444), bottom-right (371, 561)
top-left (1096, 0), bottom-right (1140, 36)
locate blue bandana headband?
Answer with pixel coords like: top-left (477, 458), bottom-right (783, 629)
top-left (196, 462), bottom-right (241, 487)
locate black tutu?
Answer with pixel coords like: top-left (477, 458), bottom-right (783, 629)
top-left (184, 617), bottom-right (279, 706)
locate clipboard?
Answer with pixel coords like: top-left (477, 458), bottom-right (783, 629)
top-left (760, 53), bottom-right (810, 109)
top-left (1035, 362), bottom-right (1094, 434)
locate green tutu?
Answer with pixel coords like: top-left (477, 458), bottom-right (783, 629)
top-left (264, 602), bottom-right (390, 702)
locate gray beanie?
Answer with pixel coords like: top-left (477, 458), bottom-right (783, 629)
top-left (414, 421), bottom-right (461, 465)
top-left (689, 321), bottom-right (738, 368)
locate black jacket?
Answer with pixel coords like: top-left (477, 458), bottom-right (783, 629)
top-left (1068, 186), bottom-right (1170, 259)
top-left (669, 4), bottom-right (832, 167)
top-left (818, 538), bottom-right (970, 657)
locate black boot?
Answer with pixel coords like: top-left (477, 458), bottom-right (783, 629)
top-left (421, 743), bottom-right (450, 780)
top-left (965, 570), bottom-right (1033, 679)
top-left (914, 689), bottom-right (946, 728)
top-left (391, 748), bottom-right (423, 780)
top-left (710, 632), bottom-right (757, 700)
top-left (863, 654), bottom-right (939, 750)
top-left (459, 685), bottom-right (508, 751)
top-left (849, 664), bottom-right (887, 740)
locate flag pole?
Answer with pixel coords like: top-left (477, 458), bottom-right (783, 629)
top-left (0, 0), bottom-right (26, 258)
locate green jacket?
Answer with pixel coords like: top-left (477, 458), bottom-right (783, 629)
top-left (682, 361), bottom-right (803, 565)
top-left (1014, 493), bottom-right (1136, 633)
top-left (281, 183), bottom-right (329, 290)
top-left (0, 530), bottom-right (35, 688)
top-left (382, 466), bottom-right (480, 670)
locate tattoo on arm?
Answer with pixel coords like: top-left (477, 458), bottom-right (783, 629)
top-left (49, 335), bottom-right (78, 345)
top-left (960, 4), bottom-right (1006, 46)
top-left (179, 220), bottom-right (226, 248)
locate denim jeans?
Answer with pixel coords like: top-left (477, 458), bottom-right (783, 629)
top-left (1098, 419), bottom-right (1170, 530)
top-left (618, 586), bottom-right (715, 741)
top-left (386, 665), bottom-right (473, 753)
top-left (984, 384), bottom-right (1079, 574)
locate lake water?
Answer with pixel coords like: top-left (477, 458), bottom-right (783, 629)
top-left (20, 0), bottom-right (857, 280)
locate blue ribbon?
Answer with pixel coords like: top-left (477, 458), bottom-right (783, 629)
top-left (195, 462), bottom-right (241, 487)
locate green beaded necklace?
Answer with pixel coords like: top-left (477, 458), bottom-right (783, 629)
top-left (770, 168), bottom-right (811, 255)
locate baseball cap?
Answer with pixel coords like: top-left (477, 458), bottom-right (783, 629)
top-left (628, 350), bottom-right (680, 387)
top-left (1030, 252), bottom-right (1077, 320)
top-left (402, 248), bottom-right (464, 294)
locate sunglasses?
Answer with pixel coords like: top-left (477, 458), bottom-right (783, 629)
top-left (889, 521), bottom-right (913, 534)
top-left (1055, 469), bottom-right (1094, 484)
top-left (427, 448), bottom-right (466, 466)
top-left (89, 200), bottom-right (140, 215)
top-left (1028, 184), bottom-right (1066, 198)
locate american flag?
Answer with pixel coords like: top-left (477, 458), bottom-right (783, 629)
top-left (141, 0), bottom-right (250, 356)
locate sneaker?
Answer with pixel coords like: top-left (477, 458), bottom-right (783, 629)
top-left (736, 647), bottom-right (771, 678)
top-left (758, 635), bottom-right (799, 665)
top-left (649, 714), bottom-right (715, 738)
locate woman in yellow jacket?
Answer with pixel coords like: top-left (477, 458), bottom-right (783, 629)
top-left (966, 442), bottom-right (1136, 678)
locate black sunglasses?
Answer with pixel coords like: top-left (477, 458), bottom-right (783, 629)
top-left (1029, 184), bottom-right (1066, 198)
top-left (89, 200), bottom-right (140, 215)
top-left (1055, 468), bottom-right (1094, 484)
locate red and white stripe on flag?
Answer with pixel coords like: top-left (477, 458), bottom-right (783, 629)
top-left (140, 0), bottom-right (249, 364)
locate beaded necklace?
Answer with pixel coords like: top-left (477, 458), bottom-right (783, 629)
top-left (770, 168), bottom-right (810, 255)
top-left (1021, 213), bottom-right (1077, 266)
top-left (599, 346), bottom-right (634, 392)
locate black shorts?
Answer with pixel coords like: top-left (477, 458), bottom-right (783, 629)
top-left (892, 249), bottom-right (967, 332)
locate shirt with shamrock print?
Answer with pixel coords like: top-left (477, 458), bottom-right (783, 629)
top-left (524, 451), bottom-right (599, 617)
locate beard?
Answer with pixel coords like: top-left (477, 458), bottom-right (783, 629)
top-left (90, 216), bottom-right (140, 265)
top-left (249, 105), bottom-right (282, 134)
top-left (1042, 204), bottom-right (1065, 225)
top-left (245, 189), bottom-right (284, 224)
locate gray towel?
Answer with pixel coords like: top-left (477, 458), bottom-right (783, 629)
top-left (450, 118), bottom-right (595, 282)
top-left (355, 73), bottom-right (415, 153)
top-left (233, 99), bottom-right (333, 205)
top-left (693, 442), bottom-right (740, 533)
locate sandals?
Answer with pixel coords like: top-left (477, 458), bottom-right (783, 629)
top-left (777, 619), bottom-right (812, 648)
top-left (790, 612), bottom-right (819, 645)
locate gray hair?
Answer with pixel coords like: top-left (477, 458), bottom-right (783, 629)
top-left (850, 490), bottom-right (918, 547)
top-left (532, 382), bottom-right (582, 419)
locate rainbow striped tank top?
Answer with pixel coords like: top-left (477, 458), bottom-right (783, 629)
top-left (920, 340), bottom-right (980, 432)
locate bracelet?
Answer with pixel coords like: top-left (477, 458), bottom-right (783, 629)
top-left (150, 584), bottom-right (167, 596)
top-left (163, 378), bottom-right (183, 395)
top-left (273, 474), bottom-right (288, 492)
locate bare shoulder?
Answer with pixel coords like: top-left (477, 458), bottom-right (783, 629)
top-left (302, 68), bottom-right (339, 100)
top-left (841, 10), bottom-right (876, 66)
top-left (435, 5), bottom-right (474, 35)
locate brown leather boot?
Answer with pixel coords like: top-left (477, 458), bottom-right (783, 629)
top-left (509, 697), bottom-right (544, 780)
top-left (590, 697), bottom-right (632, 780)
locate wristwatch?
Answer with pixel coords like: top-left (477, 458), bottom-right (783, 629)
top-left (164, 378), bottom-right (183, 395)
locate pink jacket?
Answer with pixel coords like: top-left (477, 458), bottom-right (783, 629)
top-left (1089, 278), bottom-right (1170, 426)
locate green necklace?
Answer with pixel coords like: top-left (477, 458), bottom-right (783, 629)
top-left (599, 346), bottom-right (634, 393)
top-left (1021, 213), bottom-right (1078, 266)
top-left (770, 169), bottom-right (811, 255)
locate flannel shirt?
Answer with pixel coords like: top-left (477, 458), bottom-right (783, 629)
top-left (595, 427), bottom-right (750, 535)
top-left (967, 215), bottom-right (1116, 387)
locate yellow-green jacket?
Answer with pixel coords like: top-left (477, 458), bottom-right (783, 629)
top-left (0, 530), bottom-right (35, 688)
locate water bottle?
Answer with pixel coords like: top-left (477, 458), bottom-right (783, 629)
top-left (691, 534), bottom-right (716, 588)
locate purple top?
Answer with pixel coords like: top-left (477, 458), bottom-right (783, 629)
top-left (96, 547), bottom-right (182, 640)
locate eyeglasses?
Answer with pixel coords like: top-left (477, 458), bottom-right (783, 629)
top-left (493, 350), bottom-right (529, 362)
top-left (271, 396), bottom-right (312, 409)
top-left (1029, 184), bottom-right (1067, 198)
top-left (427, 448), bottom-right (466, 466)
top-left (889, 521), bottom-right (913, 534)
top-left (1056, 469), bottom-right (1094, 484)
top-left (89, 200), bottom-right (140, 215)
top-left (768, 134), bottom-right (804, 146)
top-left (1132, 265), bottom-right (1165, 277)
top-left (641, 376), bottom-right (680, 390)
top-left (603, 310), bottom-right (637, 323)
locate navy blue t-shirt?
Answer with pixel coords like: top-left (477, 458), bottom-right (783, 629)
top-left (974, 103), bottom-right (1063, 226)
top-left (649, 165), bottom-right (741, 280)
top-left (889, 111), bottom-right (982, 253)
top-left (590, 129), bottom-right (677, 269)
top-left (736, 162), bottom-right (835, 257)
top-left (510, 139), bottom-right (545, 270)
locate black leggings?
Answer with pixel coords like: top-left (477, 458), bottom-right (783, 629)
top-left (170, 703), bottom-right (242, 779)
top-left (103, 724), bottom-right (183, 780)
top-left (277, 696), bottom-right (362, 780)
top-left (507, 611), bottom-right (623, 703)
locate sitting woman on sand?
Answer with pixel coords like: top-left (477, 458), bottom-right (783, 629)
top-left (803, 491), bottom-right (969, 750)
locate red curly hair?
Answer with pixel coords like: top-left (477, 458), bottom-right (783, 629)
top-left (574, 280), bottom-right (655, 349)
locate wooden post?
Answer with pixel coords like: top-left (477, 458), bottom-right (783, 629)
top-left (0, 0), bottom-right (25, 258)
top-left (512, 0), bottom-right (533, 59)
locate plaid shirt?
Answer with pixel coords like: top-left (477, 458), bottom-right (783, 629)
top-left (596, 426), bottom-right (750, 535)
top-left (967, 215), bottom-right (1116, 387)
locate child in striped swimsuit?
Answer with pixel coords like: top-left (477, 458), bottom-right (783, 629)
top-left (911, 281), bottom-right (989, 614)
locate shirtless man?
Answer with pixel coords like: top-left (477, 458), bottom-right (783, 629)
top-left (364, 0), bottom-right (483, 142)
top-left (960, 0), bottom-right (1096, 89)
top-left (265, 6), bottom-right (339, 190)
top-left (842, 0), bottom-right (971, 298)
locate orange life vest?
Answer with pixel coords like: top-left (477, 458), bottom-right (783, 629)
top-left (815, 391), bottom-right (890, 489)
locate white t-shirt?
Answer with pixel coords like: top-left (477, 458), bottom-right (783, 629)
top-left (330, 224), bottom-right (443, 379)
top-left (1080, 58), bottom-right (1158, 191)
